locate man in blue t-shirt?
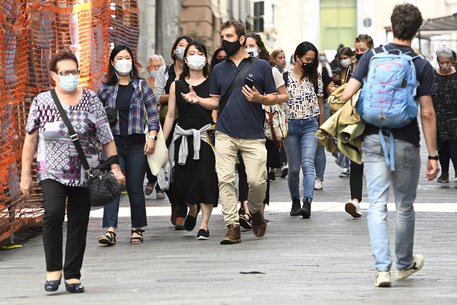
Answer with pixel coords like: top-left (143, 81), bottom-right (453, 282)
top-left (181, 20), bottom-right (277, 244)
top-left (342, 3), bottom-right (439, 288)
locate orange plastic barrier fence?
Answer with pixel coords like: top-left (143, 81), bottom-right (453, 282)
top-left (0, 0), bottom-right (140, 243)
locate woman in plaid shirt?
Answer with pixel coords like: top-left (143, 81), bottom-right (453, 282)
top-left (97, 45), bottom-right (160, 245)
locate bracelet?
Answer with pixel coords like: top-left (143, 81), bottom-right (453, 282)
top-left (428, 155), bottom-right (439, 160)
top-left (106, 155), bottom-right (120, 165)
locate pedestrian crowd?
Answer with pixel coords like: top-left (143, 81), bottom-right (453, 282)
top-left (18, 2), bottom-right (455, 293)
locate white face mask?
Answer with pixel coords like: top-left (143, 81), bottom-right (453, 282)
top-left (175, 48), bottom-right (186, 61)
top-left (340, 58), bottom-right (351, 68)
top-left (186, 55), bottom-right (206, 71)
top-left (114, 59), bottom-right (132, 76)
top-left (245, 48), bottom-right (259, 58)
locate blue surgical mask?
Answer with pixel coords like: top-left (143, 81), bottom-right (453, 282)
top-left (246, 48), bottom-right (259, 58)
top-left (58, 74), bottom-right (79, 92)
top-left (150, 70), bottom-right (158, 79)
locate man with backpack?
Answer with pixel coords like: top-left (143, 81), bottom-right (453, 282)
top-left (342, 3), bottom-right (439, 287)
top-left (181, 20), bottom-right (278, 244)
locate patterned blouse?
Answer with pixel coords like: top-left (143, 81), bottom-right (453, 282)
top-left (26, 89), bottom-right (114, 187)
top-left (283, 70), bottom-right (323, 120)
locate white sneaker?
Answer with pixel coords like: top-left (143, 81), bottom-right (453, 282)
top-left (314, 178), bottom-right (323, 190)
top-left (339, 168), bottom-right (350, 178)
top-left (396, 254), bottom-right (424, 279)
top-left (375, 271), bottom-right (391, 287)
top-left (345, 200), bottom-right (361, 217)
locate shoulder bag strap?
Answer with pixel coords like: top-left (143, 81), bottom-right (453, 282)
top-left (177, 79), bottom-right (214, 125)
top-left (218, 57), bottom-right (259, 118)
top-left (50, 89), bottom-right (91, 174)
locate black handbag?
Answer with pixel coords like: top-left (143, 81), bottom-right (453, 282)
top-left (106, 81), bottom-right (133, 127)
top-left (51, 89), bottom-right (122, 206)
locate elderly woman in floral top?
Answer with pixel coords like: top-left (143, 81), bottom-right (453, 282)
top-left (283, 41), bottom-right (324, 219)
top-left (20, 51), bottom-right (124, 293)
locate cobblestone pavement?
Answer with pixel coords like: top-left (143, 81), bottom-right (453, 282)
top-left (1, 142), bottom-right (456, 305)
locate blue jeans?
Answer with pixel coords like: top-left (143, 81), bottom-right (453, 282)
top-left (283, 117), bottom-right (318, 203)
top-left (102, 143), bottom-right (148, 228)
top-left (362, 134), bottom-right (420, 271)
top-left (315, 102), bottom-right (330, 180)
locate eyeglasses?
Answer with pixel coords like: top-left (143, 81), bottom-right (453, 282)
top-left (56, 70), bottom-right (80, 76)
top-left (147, 65), bottom-right (162, 69)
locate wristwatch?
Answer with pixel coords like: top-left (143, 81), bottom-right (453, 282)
top-left (148, 135), bottom-right (157, 141)
top-left (428, 155), bottom-right (439, 160)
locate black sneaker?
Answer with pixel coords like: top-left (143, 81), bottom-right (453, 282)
top-left (268, 171), bottom-right (276, 181)
top-left (197, 229), bottom-right (210, 240)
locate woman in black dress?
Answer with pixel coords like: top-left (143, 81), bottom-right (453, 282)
top-left (163, 41), bottom-right (218, 240)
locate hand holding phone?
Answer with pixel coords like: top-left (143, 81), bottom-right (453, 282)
top-left (244, 77), bottom-right (254, 89)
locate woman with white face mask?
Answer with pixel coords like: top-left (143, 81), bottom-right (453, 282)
top-left (96, 45), bottom-right (160, 245)
top-left (20, 51), bottom-right (124, 293)
top-left (335, 47), bottom-right (355, 86)
top-left (163, 41), bottom-right (218, 240)
top-left (145, 54), bottom-right (165, 91)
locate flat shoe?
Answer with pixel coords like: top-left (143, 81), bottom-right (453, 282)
top-left (185, 215), bottom-right (197, 231)
top-left (44, 279), bottom-right (61, 292)
top-left (65, 281), bottom-right (84, 293)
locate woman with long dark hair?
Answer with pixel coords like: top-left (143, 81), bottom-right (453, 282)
top-left (97, 45), bottom-right (160, 244)
top-left (283, 41), bottom-right (324, 219)
top-left (163, 41), bottom-right (218, 240)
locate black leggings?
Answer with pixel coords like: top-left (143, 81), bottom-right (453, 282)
top-left (349, 161), bottom-right (364, 202)
top-left (438, 139), bottom-right (457, 174)
top-left (40, 179), bottom-right (91, 280)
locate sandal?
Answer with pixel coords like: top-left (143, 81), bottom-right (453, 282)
top-left (130, 229), bottom-right (145, 244)
top-left (239, 213), bottom-right (252, 230)
top-left (145, 183), bottom-right (154, 196)
top-left (98, 231), bottom-right (116, 245)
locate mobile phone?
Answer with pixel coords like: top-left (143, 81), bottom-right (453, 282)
top-left (244, 77), bottom-right (254, 89)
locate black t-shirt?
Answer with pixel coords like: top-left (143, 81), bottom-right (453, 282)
top-left (352, 43), bottom-right (436, 146)
top-left (115, 83), bottom-right (145, 145)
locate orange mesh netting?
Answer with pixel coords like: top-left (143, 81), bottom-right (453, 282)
top-left (0, 0), bottom-right (140, 243)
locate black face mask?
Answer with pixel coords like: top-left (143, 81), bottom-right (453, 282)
top-left (355, 53), bottom-right (363, 61)
top-left (222, 39), bottom-right (241, 57)
top-left (216, 58), bottom-right (225, 64)
top-left (300, 59), bottom-right (314, 72)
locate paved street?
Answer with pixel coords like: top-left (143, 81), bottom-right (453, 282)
top-left (1, 141), bottom-right (456, 305)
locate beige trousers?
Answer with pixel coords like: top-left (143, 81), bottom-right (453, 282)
top-left (215, 131), bottom-right (267, 227)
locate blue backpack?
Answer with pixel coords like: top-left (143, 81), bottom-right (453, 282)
top-left (357, 47), bottom-right (420, 171)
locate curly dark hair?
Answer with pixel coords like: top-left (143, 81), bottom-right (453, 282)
top-left (246, 33), bottom-right (270, 63)
top-left (391, 3), bottom-right (423, 41)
